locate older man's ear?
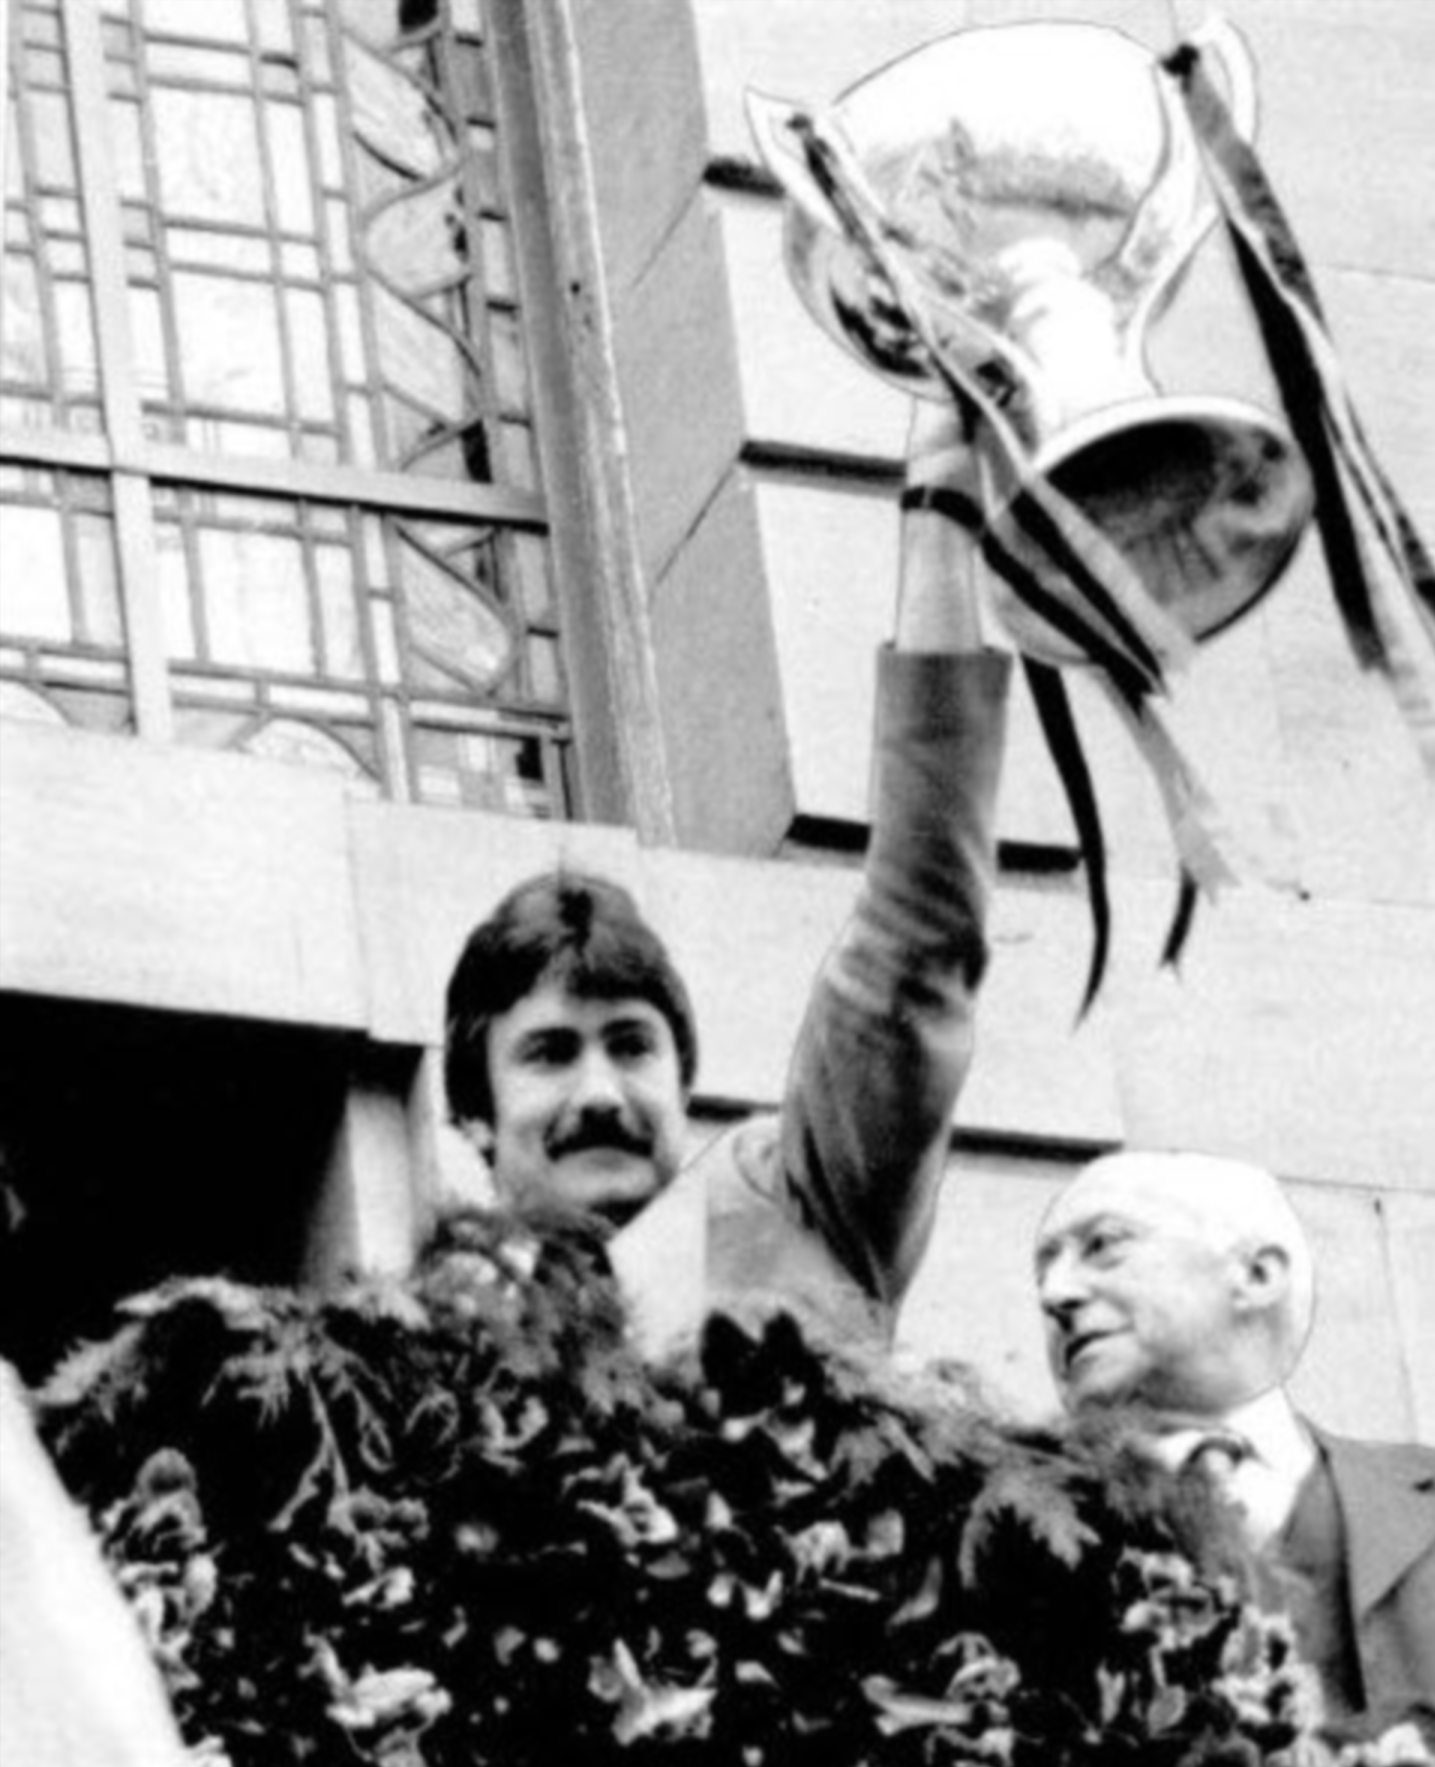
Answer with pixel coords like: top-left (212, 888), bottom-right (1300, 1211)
top-left (1230, 1241), bottom-right (1292, 1318)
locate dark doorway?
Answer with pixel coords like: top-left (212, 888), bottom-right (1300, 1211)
top-left (0, 993), bottom-right (351, 1384)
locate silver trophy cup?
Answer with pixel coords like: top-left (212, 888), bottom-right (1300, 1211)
top-left (747, 19), bottom-right (1313, 664)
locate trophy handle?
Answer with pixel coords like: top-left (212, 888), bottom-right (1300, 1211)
top-left (1188, 14), bottom-right (1258, 142)
top-left (1115, 16), bottom-right (1259, 372)
top-left (745, 90), bottom-right (844, 230)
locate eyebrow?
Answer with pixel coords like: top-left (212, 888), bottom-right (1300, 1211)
top-left (1033, 1211), bottom-right (1137, 1271)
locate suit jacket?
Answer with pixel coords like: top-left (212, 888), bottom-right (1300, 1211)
top-left (1317, 1427), bottom-right (1435, 1741)
top-left (611, 648), bottom-right (1011, 1362)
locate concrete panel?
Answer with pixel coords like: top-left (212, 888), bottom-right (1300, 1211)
top-left (1287, 1182), bottom-right (1423, 1445)
top-left (1103, 879), bottom-right (1435, 1192)
top-left (613, 193), bottom-right (748, 580)
top-left (0, 719), bottom-right (365, 1030)
top-left (1383, 1191), bottom-right (1435, 1446)
top-left (649, 472), bottom-right (795, 854)
top-left (752, 475), bottom-right (892, 825)
top-left (971, 883), bottom-right (1124, 1144)
top-left (568, 0), bottom-right (709, 298)
top-left (896, 1153), bottom-right (1068, 1420)
top-left (645, 840), bottom-right (857, 1106)
top-left (718, 193), bottom-right (908, 463)
top-left (1197, 0), bottom-right (1435, 285)
top-left (1048, 549), bottom-right (1435, 907)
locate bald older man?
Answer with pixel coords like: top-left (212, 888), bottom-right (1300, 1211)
top-left (1035, 1151), bottom-right (1435, 1747)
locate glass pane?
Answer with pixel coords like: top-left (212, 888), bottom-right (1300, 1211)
top-left (344, 36), bottom-right (445, 179)
top-left (285, 287), bottom-right (334, 421)
top-left (38, 195), bottom-right (82, 234)
top-left (372, 283), bottom-right (471, 423)
top-left (167, 229), bottom-right (271, 274)
top-left (339, 0), bottom-right (408, 47)
top-left (174, 707), bottom-right (252, 748)
top-left (45, 685), bottom-right (132, 734)
top-left (313, 93), bottom-right (344, 190)
top-left (255, 0), bottom-right (295, 55)
top-left (281, 241), bottom-right (321, 280)
top-left (370, 597), bottom-right (399, 683)
top-left (365, 176), bottom-right (466, 292)
top-left (267, 104), bottom-right (316, 236)
top-left (245, 716), bottom-right (374, 784)
top-left (173, 274), bottom-right (285, 413)
top-left (199, 528), bottom-right (314, 672)
top-left (465, 123), bottom-right (501, 212)
top-left (511, 531), bottom-right (553, 620)
top-left (30, 91), bottom-right (78, 189)
top-left (529, 634), bottom-right (562, 703)
top-left (112, 102), bottom-right (147, 199)
top-left (326, 197), bottom-right (352, 269)
top-left (398, 531), bottom-right (509, 691)
top-left (0, 258), bottom-right (49, 385)
top-left (155, 526), bottom-right (197, 660)
top-left (147, 45), bottom-right (249, 86)
top-left (301, 15), bottom-right (333, 84)
top-left (0, 681), bottom-right (67, 725)
top-left (478, 219), bottom-right (515, 303)
top-left (449, 40), bottom-right (493, 119)
top-left (315, 544), bottom-right (364, 677)
top-left (412, 726), bottom-right (553, 816)
top-left (334, 281), bottom-right (365, 381)
top-left (74, 513), bottom-right (123, 646)
top-left (497, 419), bottom-right (537, 490)
top-left (0, 504), bottom-right (71, 641)
top-left (144, 0), bottom-right (248, 43)
top-left (54, 282), bottom-right (99, 395)
top-left (152, 89), bottom-right (265, 227)
top-left (488, 307), bottom-right (530, 413)
top-left (346, 391), bottom-right (377, 464)
top-left (132, 286), bottom-right (172, 403)
top-left (4, 103), bottom-right (23, 200)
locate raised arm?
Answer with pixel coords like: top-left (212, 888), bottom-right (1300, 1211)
top-left (778, 401), bottom-right (1012, 1311)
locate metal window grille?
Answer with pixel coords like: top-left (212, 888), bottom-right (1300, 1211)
top-left (0, 0), bottom-right (576, 816)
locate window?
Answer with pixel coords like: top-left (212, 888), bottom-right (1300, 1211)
top-left (1, 0), bottom-right (577, 815)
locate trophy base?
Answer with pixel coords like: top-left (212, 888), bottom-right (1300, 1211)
top-left (1001, 395), bottom-right (1313, 666)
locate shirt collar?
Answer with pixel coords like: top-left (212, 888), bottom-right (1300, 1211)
top-left (1218, 1389), bottom-right (1316, 1485)
top-left (1153, 1388), bottom-right (1316, 1484)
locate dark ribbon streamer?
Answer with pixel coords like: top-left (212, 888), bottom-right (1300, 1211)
top-left (1022, 658), bottom-right (1112, 1016)
top-left (814, 106), bottom-right (1230, 1005)
top-left (999, 486), bottom-right (1167, 684)
top-left (905, 485), bottom-right (1203, 1001)
top-left (1165, 44), bottom-right (1435, 672)
top-left (900, 486), bottom-right (1152, 706)
top-left (1161, 869), bottom-right (1201, 972)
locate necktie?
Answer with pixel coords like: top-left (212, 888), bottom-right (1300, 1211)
top-left (1178, 1431), bottom-right (1292, 1549)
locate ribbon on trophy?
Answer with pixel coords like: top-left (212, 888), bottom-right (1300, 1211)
top-left (1165, 41), bottom-right (1435, 765)
top-left (747, 19), bottom-right (1434, 1012)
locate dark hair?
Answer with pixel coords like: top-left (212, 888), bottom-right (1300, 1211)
top-left (443, 868), bottom-right (699, 1125)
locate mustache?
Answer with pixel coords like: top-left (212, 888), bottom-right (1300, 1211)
top-left (546, 1111), bottom-right (654, 1160)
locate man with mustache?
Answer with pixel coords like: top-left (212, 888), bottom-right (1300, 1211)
top-left (441, 398), bottom-right (1011, 1357)
top-left (1035, 1150), bottom-right (1435, 1747)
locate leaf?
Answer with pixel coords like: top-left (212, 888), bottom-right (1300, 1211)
top-left (958, 1459), bottom-right (1097, 1582)
top-left (595, 1641), bottom-right (716, 1747)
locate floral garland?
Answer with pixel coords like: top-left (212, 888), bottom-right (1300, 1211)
top-left (38, 1208), bottom-right (1433, 1767)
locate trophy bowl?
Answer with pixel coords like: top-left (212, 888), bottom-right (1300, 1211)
top-left (747, 19), bottom-right (1314, 661)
